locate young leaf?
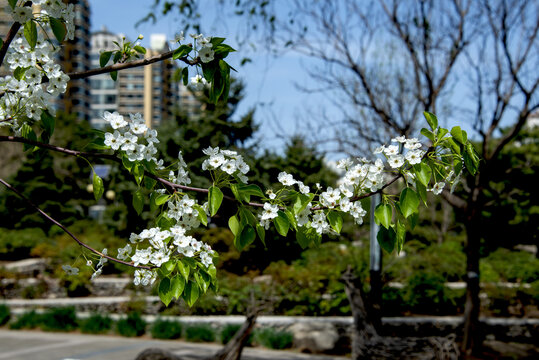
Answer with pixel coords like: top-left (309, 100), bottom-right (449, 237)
top-left (423, 111), bottom-right (438, 131)
top-left (228, 215), bottom-right (240, 235)
top-left (327, 211), bottom-right (343, 233)
top-left (158, 277), bottom-right (173, 306)
top-left (451, 126), bottom-right (465, 144)
top-left (20, 123), bottom-right (37, 151)
top-left (177, 260), bottom-right (190, 281)
top-left (256, 224), bottom-right (266, 247)
top-left (399, 188), bottom-right (419, 218)
top-left (414, 163), bottom-right (432, 187)
top-left (93, 173), bottom-right (104, 201)
top-left (296, 226), bottom-right (312, 249)
top-left (132, 189), bottom-right (144, 215)
top-left (133, 45), bottom-right (146, 54)
top-left (377, 226), bottom-right (396, 253)
top-left (234, 224), bottom-right (255, 251)
top-left (23, 21), bottom-right (37, 50)
top-left (99, 51), bottom-right (112, 67)
top-left (40, 111), bottom-right (55, 135)
top-left (194, 205), bottom-right (208, 226)
top-left (172, 44), bottom-right (192, 60)
top-left (171, 275), bottom-right (185, 299)
top-left (374, 203), bottom-right (392, 229)
top-left (144, 176), bottom-right (157, 190)
top-left (396, 221), bottom-right (406, 254)
top-left (181, 67), bottom-right (189, 86)
top-left (110, 71), bottom-right (118, 81)
top-left (49, 17), bottom-right (66, 42)
top-left (183, 280), bottom-right (200, 307)
top-left (133, 163), bottom-right (144, 185)
top-left (420, 128), bottom-right (435, 142)
top-left (274, 211), bottom-right (290, 236)
top-left (208, 186), bottom-right (223, 217)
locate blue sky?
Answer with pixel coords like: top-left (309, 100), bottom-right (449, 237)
top-left (90, 0), bottom-right (319, 153)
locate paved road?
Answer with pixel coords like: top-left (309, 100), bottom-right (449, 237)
top-left (0, 330), bottom-right (346, 360)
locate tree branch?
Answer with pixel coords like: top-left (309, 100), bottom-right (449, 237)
top-left (0, 177), bottom-right (154, 270)
top-left (66, 51), bottom-right (199, 81)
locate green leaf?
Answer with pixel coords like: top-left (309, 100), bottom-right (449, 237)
top-left (132, 189), bottom-right (144, 215)
top-left (99, 51), bottom-right (112, 67)
top-left (237, 184), bottom-right (265, 200)
top-left (374, 203), bottom-right (392, 229)
top-left (396, 221), bottom-right (406, 254)
top-left (296, 226), bottom-right (312, 249)
top-left (194, 205), bottom-right (208, 226)
top-left (93, 173), bottom-right (104, 201)
top-left (23, 21), bottom-right (37, 50)
top-left (158, 277), bottom-right (173, 306)
top-left (87, 137), bottom-right (109, 150)
top-left (7, 0), bottom-right (17, 9)
top-left (208, 186), bottom-right (223, 217)
top-left (49, 17), bottom-right (66, 42)
top-left (228, 215), bottom-right (240, 235)
top-left (399, 188), bottom-right (419, 218)
top-left (150, 192), bottom-right (159, 212)
top-left (274, 211), bottom-right (290, 236)
top-left (39, 111), bottom-right (55, 136)
top-left (327, 211), bottom-right (343, 233)
top-left (415, 181), bottom-right (428, 205)
top-left (171, 275), bottom-right (185, 299)
top-left (161, 260), bottom-right (175, 276)
top-left (409, 212), bottom-right (419, 230)
top-left (256, 224), bottom-right (266, 247)
top-left (133, 163), bottom-right (144, 186)
top-left (414, 163), bottom-right (432, 187)
top-left (450, 126), bottom-right (466, 144)
top-left (195, 272), bottom-right (209, 294)
top-left (239, 207), bottom-right (257, 227)
top-left (181, 67), bottom-right (189, 86)
top-left (154, 193), bottom-right (170, 206)
top-left (420, 128), bottom-right (435, 142)
top-left (285, 209), bottom-right (297, 230)
top-left (293, 193), bottom-right (314, 214)
top-left (234, 224), bottom-right (255, 251)
top-left (423, 111), bottom-right (438, 131)
top-left (13, 66), bottom-right (28, 81)
top-left (122, 156), bottom-right (134, 172)
top-left (144, 176), bottom-right (157, 190)
top-left (177, 260), bottom-right (190, 281)
top-left (20, 123), bottom-right (37, 151)
top-left (377, 226), bottom-right (396, 253)
top-left (172, 44), bottom-right (192, 60)
top-left (183, 280), bottom-right (200, 307)
top-left (110, 71), bottom-right (118, 81)
top-left (133, 45), bottom-right (146, 54)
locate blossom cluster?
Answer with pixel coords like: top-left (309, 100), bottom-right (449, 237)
top-left (103, 112), bottom-right (164, 168)
top-left (201, 146), bottom-right (250, 183)
top-left (0, 1), bottom-right (75, 133)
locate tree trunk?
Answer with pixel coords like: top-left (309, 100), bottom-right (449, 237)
top-left (209, 310), bottom-right (258, 360)
top-left (461, 209), bottom-right (482, 356)
top-left (342, 267), bottom-right (379, 359)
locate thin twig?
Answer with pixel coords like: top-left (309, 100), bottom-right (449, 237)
top-left (0, 177), bottom-right (154, 270)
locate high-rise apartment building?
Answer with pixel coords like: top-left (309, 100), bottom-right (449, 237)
top-left (89, 27), bottom-right (121, 128)
top-left (58, 0), bottom-right (91, 122)
top-left (117, 34), bottom-right (178, 128)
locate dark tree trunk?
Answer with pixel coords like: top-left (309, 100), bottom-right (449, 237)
top-left (461, 196), bottom-right (483, 356)
top-left (209, 311), bottom-right (258, 360)
top-left (342, 267), bottom-right (380, 359)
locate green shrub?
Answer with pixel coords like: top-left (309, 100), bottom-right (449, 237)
top-left (254, 328), bottom-right (293, 349)
top-left (481, 249), bottom-right (539, 282)
top-left (41, 307), bottom-right (78, 331)
top-left (79, 313), bottom-right (113, 334)
top-left (116, 312), bottom-right (146, 337)
top-left (185, 324), bottom-right (216, 342)
top-left (0, 304), bottom-right (10, 326)
top-left (151, 318), bottom-right (183, 339)
top-left (9, 310), bottom-right (42, 329)
top-left (221, 324), bottom-right (249, 344)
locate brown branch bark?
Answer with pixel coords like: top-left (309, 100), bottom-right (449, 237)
top-left (0, 178), bottom-right (154, 270)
